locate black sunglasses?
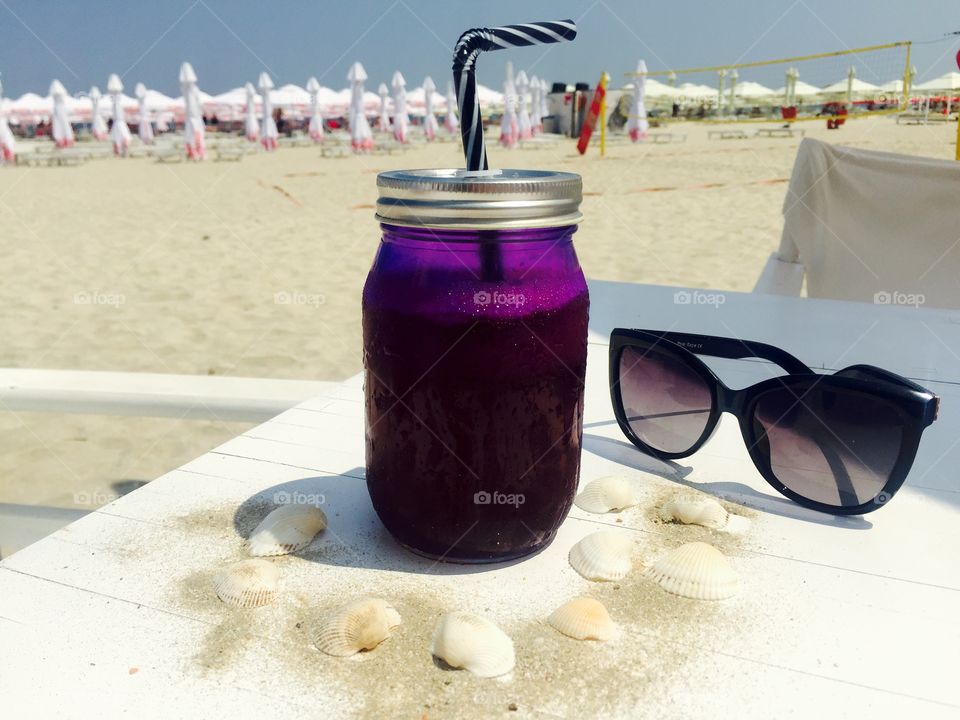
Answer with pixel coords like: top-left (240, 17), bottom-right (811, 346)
top-left (609, 329), bottom-right (939, 515)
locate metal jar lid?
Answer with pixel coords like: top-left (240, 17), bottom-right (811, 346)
top-left (375, 168), bottom-right (583, 230)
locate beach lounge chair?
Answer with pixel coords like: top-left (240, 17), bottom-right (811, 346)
top-left (753, 138), bottom-right (960, 308)
top-left (214, 146), bottom-right (245, 162)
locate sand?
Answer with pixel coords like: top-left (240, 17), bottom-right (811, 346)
top-left (0, 116), bottom-right (955, 512)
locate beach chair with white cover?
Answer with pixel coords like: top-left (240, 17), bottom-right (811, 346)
top-left (754, 138), bottom-right (960, 308)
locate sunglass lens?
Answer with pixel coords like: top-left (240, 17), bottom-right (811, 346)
top-left (751, 383), bottom-right (907, 508)
top-left (618, 345), bottom-right (714, 454)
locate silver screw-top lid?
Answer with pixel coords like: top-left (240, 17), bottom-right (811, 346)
top-left (375, 168), bottom-right (583, 230)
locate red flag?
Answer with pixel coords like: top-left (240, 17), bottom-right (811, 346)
top-left (576, 73), bottom-right (608, 155)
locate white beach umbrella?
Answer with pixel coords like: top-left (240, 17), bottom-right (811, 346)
top-left (736, 80), bottom-right (775, 99)
top-left (539, 78), bottom-right (550, 124)
top-left (306, 76), bottom-right (325, 143)
top-left (515, 70), bottom-right (532, 140)
top-left (49, 80), bottom-right (74, 148)
top-left (529, 75), bottom-right (542, 134)
top-left (915, 72), bottom-right (960, 92)
top-left (180, 62), bottom-right (206, 160)
top-left (392, 71), bottom-right (409, 143)
top-left (500, 61), bottom-right (519, 148)
top-left (89, 86), bottom-right (108, 140)
top-left (348, 62), bottom-right (373, 151)
top-left (0, 80), bottom-right (15, 163)
top-left (258, 72), bottom-right (278, 150)
top-left (444, 79), bottom-right (458, 135)
top-left (135, 82), bottom-right (154, 144)
top-left (244, 82), bottom-right (259, 141)
top-left (107, 74), bottom-right (131, 155)
top-left (422, 76), bottom-right (438, 140)
top-left (821, 74), bottom-right (880, 96)
top-left (627, 59), bottom-right (649, 142)
top-left (377, 82), bottom-right (391, 133)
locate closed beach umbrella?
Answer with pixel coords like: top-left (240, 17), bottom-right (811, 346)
top-left (540, 78), bottom-right (550, 127)
top-left (627, 59), bottom-right (649, 142)
top-left (180, 62), bottom-right (206, 160)
top-left (500, 61), bottom-right (519, 148)
top-left (107, 74), bottom-right (131, 155)
top-left (306, 76), bottom-right (324, 143)
top-left (50, 80), bottom-right (74, 148)
top-left (392, 71), bottom-right (409, 143)
top-left (444, 79), bottom-right (459, 135)
top-left (244, 82), bottom-right (259, 141)
top-left (529, 75), bottom-right (542, 134)
top-left (259, 72), bottom-right (278, 151)
top-left (89, 86), bottom-right (108, 140)
top-left (377, 82), bottom-right (391, 133)
top-left (422, 76), bottom-right (438, 140)
top-left (515, 70), bottom-right (532, 140)
top-left (135, 82), bottom-right (154, 144)
top-left (0, 79), bottom-right (15, 163)
top-left (348, 62), bottom-right (373, 151)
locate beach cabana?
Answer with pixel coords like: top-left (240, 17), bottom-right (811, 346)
top-left (422, 76), bottom-right (438, 141)
top-left (258, 73), bottom-right (278, 151)
top-left (306, 77), bottom-right (325, 143)
top-left (347, 62), bottom-right (373, 152)
top-left (135, 83), bottom-right (154, 145)
top-left (49, 80), bottom-right (74, 148)
top-left (180, 62), bottom-right (205, 160)
top-left (500, 62), bottom-right (519, 148)
top-left (391, 71), bottom-right (409, 143)
top-left (89, 87), bottom-right (108, 140)
top-left (627, 60), bottom-right (649, 142)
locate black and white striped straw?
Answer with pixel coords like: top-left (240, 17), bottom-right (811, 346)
top-left (453, 19), bottom-right (577, 171)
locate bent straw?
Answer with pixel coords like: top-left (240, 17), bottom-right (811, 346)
top-left (453, 20), bottom-right (578, 280)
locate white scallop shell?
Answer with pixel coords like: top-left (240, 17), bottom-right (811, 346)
top-left (213, 559), bottom-right (279, 608)
top-left (547, 597), bottom-right (614, 641)
top-left (644, 541), bottom-right (739, 600)
top-left (431, 612), bottom-right (515, 678)
top-left (568, 531), bottom-right (634, 581)
top-left (574, 475), bottom-right (639, 514)
top-left (313, 598), bottom-right (402, 657)
top-left (248, 503), bottom-right (327, 556)
top-left (661, 494), bottom-right (751, 534)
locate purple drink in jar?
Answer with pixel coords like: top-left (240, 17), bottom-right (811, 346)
top-left (363, 169), bottom-right (588, 562)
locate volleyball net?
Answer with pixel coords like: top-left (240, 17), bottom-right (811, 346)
top-left (622, 41), bottom-right (923, 123)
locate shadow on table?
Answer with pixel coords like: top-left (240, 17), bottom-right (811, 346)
top-left (232, 470), bottom-right (550, 576)
top-left (583, 430), bottom-right (873, 530)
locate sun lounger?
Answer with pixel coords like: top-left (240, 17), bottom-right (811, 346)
top-left (321, 145), bottom-right (352, 158)
top-left (754, 137), bottom-right (960, 307)
top-left (708, 129), bottom-right (749, 140)
top-left (755, 127), bottom-right (805, 138)
top-left (647, 132), bottom-right (686, 144)
top-left (214, 146), bottom-right (245, 162)
top-left (154, 147), bottom-right (184, 163)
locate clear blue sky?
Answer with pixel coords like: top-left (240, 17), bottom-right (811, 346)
top-left (0, 0), bottom-right (957, 97)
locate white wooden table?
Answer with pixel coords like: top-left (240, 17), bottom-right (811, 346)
top-left (1, 281), bottom-right (957, 719)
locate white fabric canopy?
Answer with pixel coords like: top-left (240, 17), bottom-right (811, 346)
top-left (347, 62), bottom-right (373, 151)
top-left (0, 80), bottom-right (15, 162)
top-left (135, 83), bottom-right (154, 145)
top-left (306, 76), bottom-right (325, 143)
top-left (444, 79), bottom-right (458, 135)
top-left (735, 81), bottom-right (776, 98)
top-left (49, 80), bottom-right (74, 148)
top-left (89, 87), bottom-right (108, 140)
top-left (244, 82), bottom-right (258, 141)
top-left (377, 82), bottom-right (391, 133)
top-left (422, 76), bottom-right (438, 140)
top-left (500, 62), bottom-right (518, 148)
top-left (914, 72), bottom-right (960, 92)
top-left (627, 60), bottom-right (649, 142)
top-left (180, 62), bottom-right (206, 160)
top-left (515, 70), bottom-right (532, 141)
top-left (821, 77), bottom-right (880, 94)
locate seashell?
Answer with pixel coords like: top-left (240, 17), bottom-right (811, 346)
top-left (213, 559), bottom-right (279, 608)
top-left (568, 531), bottom-right (634, 581)
top-left (313, 598), bottom-right (402, 657)
top-left (248, 503), bottom-right (327, 556)
top-left (644, 541), bottom-right (739, 600)
top-left (661, 494), bottom-right (751, 534)
top-left (431, 612), bottom-right (515, 678)
top-left (574, 475), bottom-right (639, 514)
top-left (547, 597), bottom-right (614, 641)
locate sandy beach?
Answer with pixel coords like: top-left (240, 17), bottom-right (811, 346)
top-left (1, 116), bottom-right (955, 511)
